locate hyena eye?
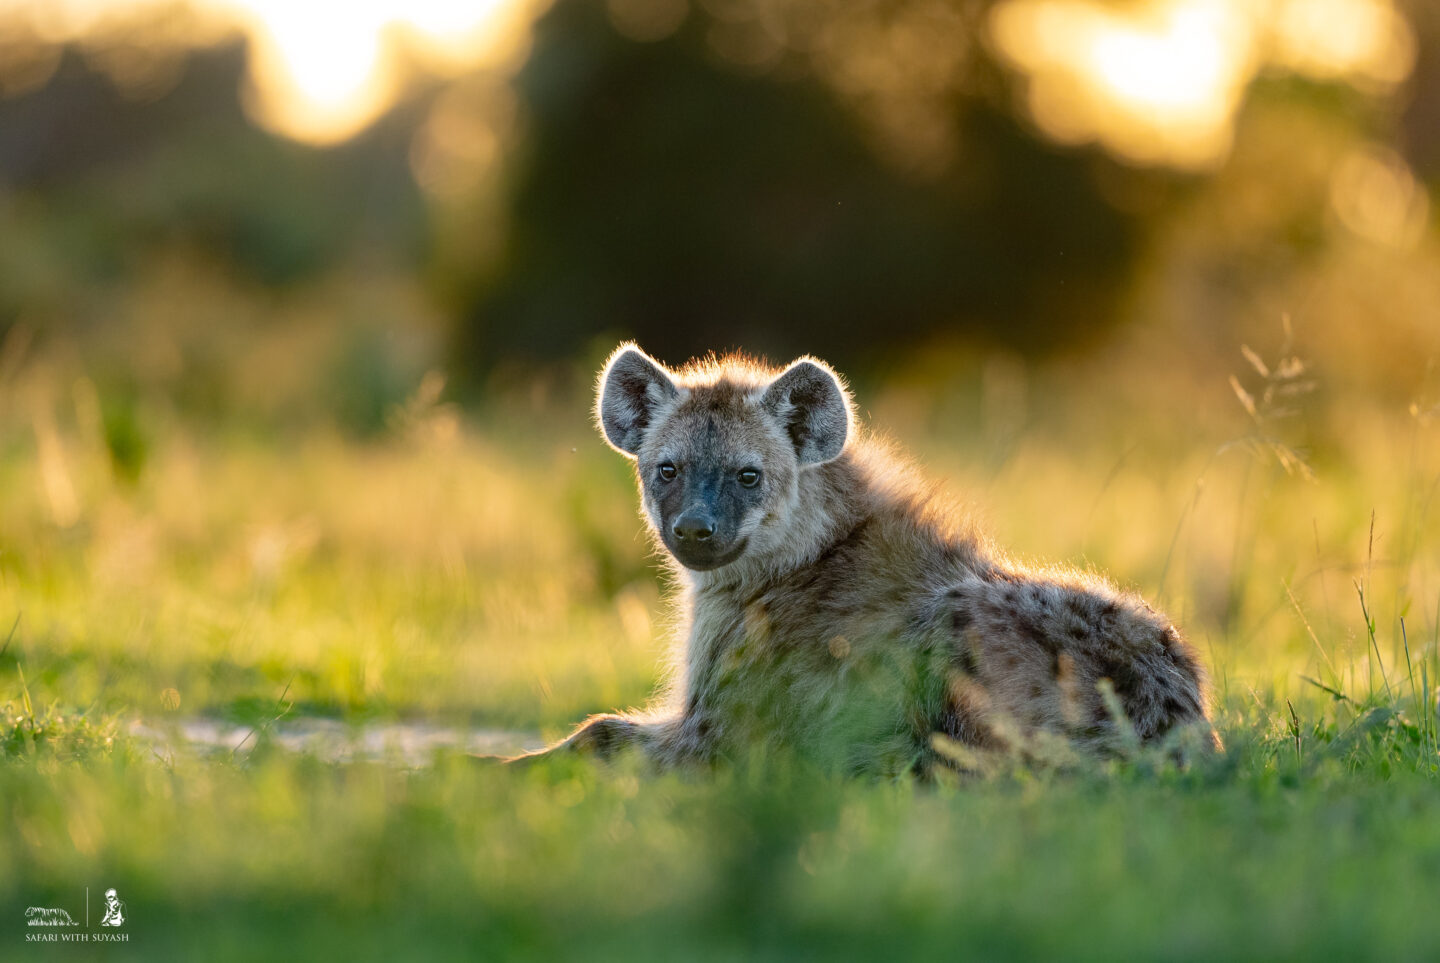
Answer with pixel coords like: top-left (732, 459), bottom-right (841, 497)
top-left (658, 463), bottom-right (677, 481)
top-left (738, 468), bottom-right (761, 488)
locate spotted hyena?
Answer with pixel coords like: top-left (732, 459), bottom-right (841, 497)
top-left (517, 344), bottom-right (1217, 773)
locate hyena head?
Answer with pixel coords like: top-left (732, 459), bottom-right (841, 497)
top-left (597, 343), bottom-right (852, 571)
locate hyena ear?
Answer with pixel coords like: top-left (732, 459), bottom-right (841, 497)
top-left (762, 358), bottom-right (852, 465)
top-left (596, 344), bottom-right (679, 456)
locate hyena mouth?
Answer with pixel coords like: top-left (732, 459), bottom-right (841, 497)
top-left (670, 537), bottom-right (750, 571)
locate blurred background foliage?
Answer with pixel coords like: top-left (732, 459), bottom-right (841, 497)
top-left (0, 0), bottom-right (1433, 721)
top-left (0, 0), bottom-right (1435, 427)
top-left (3, 10), bottom-right (1440, 950)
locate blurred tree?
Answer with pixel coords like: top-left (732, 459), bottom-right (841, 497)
top-left (0, 0), bottom-right (1429, 412)
top-left (1400, 0), bottom-right (1440, 182)
top-left (448, 0), bottom-right (1164, 379)
top-left (0, 44), bottom-right (427, 318)
top-left (0, 43), bottom-right (437, 433)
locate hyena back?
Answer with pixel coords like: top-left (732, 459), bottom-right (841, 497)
top-left (518, 344), bottom-right (1217, 772)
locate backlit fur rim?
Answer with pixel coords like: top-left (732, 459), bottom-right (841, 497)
top-left (594, 342), bottom-right (856, 454)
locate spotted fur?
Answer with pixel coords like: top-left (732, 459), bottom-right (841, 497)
top-left (519, 344), bottom-right (1218, 772)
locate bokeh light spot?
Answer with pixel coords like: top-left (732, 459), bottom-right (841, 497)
top-left (990, 0), bottom-right (1414, 169)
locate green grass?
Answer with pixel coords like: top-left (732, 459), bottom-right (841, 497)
top-left (2, 339), bottom-right (1438, 959)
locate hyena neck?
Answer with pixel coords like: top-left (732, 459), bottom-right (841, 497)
top-left (689, 449), bottom-right (868, 597)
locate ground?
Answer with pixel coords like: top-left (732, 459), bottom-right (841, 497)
top-left (2, 347), bottom-right (1438, 960)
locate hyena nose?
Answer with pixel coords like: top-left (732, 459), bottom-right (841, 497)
top-left (673, 514), bottom-right (716, 542)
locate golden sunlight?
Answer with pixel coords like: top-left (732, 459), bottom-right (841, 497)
top-left (990, 0), bottom-right (1415, 168)
top-left (230, 0), bottom-right (393, 142)
top-left (0, 0), bottom-right (537, 144)
top-left (0, 0), bottom-right (1419, 162)
top-left (224, 0), bottom-right (534, 143)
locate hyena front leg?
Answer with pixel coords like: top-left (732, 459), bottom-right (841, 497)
top-left (552, 713), bottom-right (648, 757)
top-left (506, 713), bottom-right (699, 765)
top-left (505, 714), bottom-right (645, 764)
